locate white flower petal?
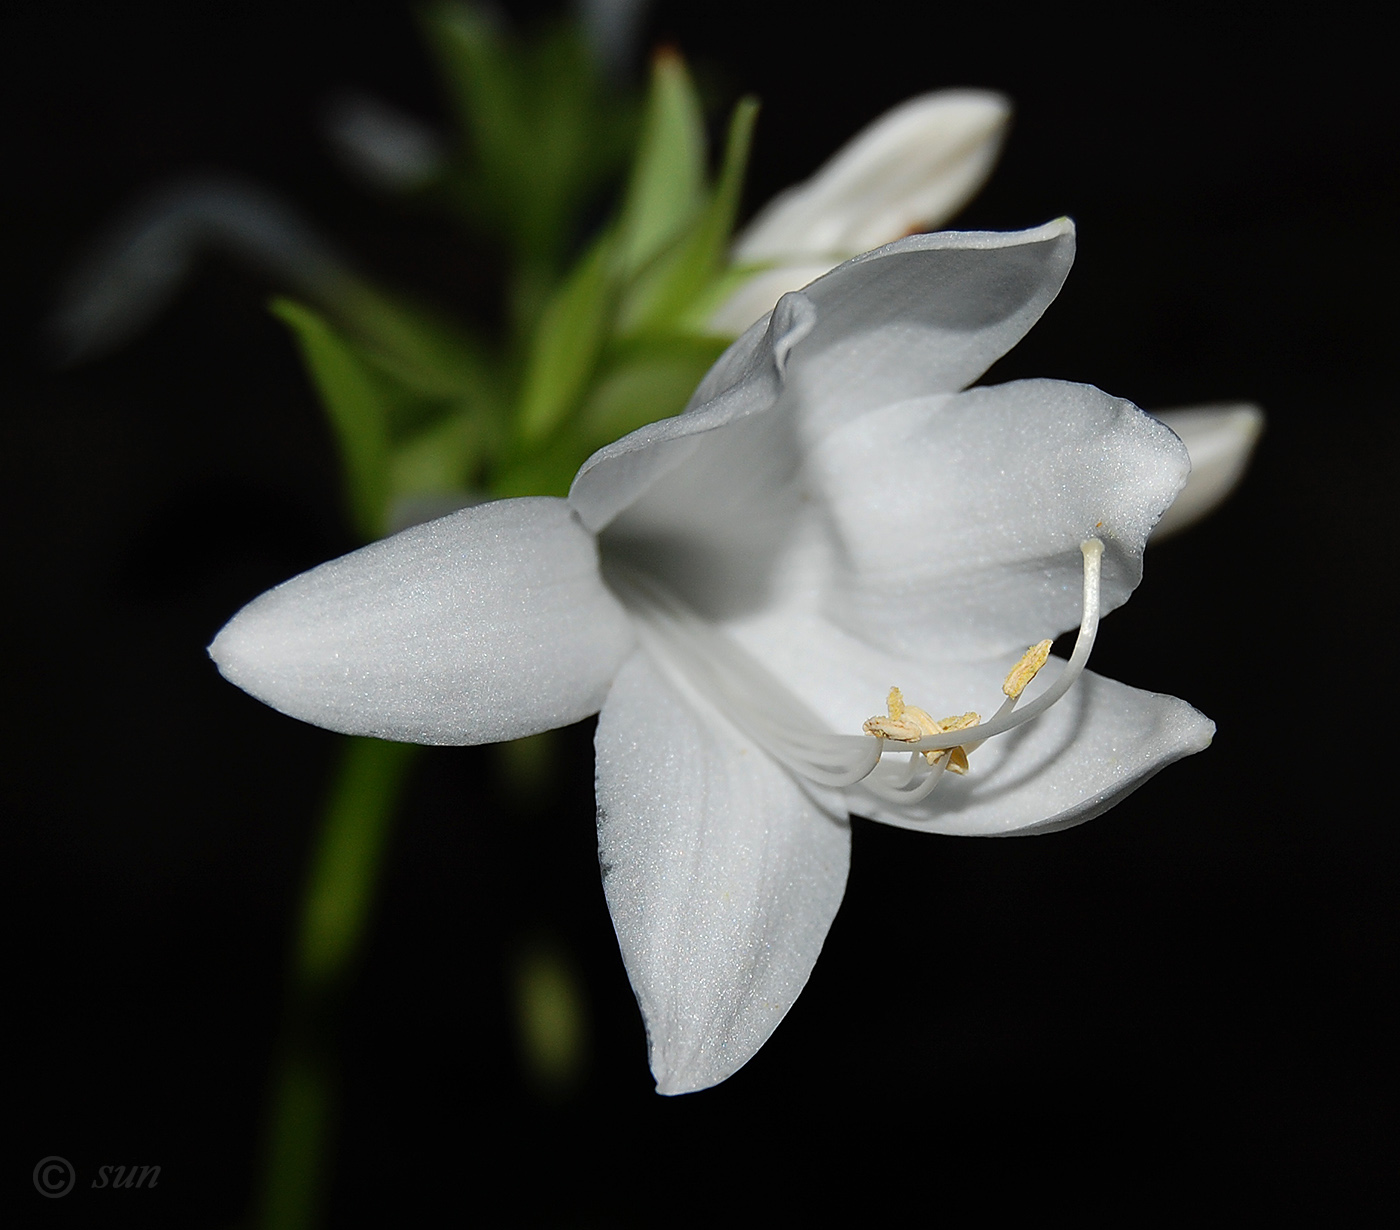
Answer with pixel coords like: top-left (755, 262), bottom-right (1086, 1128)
top-left (726, 611), bottom-right (1214, 836)
top-left (1150, 403), bottom-right (1264, 539)
top-left (733, 90), bottom-right (1011, 263)
top-left (569, 291), bottom-right (814, 533)
top-left (809, 378), bottom-right (1189, 658)
top-left (595, 648), bottom-right (851, 1095)
top-left (209, 498), bottom-right (634, 744)
top-left (580, 227), bottom-right (1079, 623)
top-left (788, 222), bottom-right (1076, 434)
top-left (578, 224), bottom-right (1074, 540)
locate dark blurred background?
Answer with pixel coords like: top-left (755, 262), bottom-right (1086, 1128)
top-left (6, 3), bottom-right (1395, 1223)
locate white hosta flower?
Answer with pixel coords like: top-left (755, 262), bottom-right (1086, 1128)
top-left (211, 221), bottom-right (1214, 1094)
top-left (709, 90), bottom-right (1011, 335)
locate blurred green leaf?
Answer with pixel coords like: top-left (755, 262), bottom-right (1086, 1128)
top-left (577, 335), bottom-right (729, 449)
top-left (672, 259), bottom-right (775, 335)
top-left (389, 405), bottom-right (495, 498)
top-left (514, 936), bottom-right (588, 1095)
top-left (617, 96), bottom-right (759, 335)
top-left (424, 3), bottom-right (515, 173)
top-left (514, 230), bottom-right (619, 445)
top-left (489, 432), bottom-right (589, 500)
top-left (616, 50), bottom-right (706, 277)
top-left (272, 298), bottom-right (394, 541)
top-left (493, 334), bottom-right (730, 500)
top-left (298, 737), bottom-right (421, 986)
top-left (423, 2), bottom-right (635, 275)
top-left (335, 281), bottom-right (496, 406)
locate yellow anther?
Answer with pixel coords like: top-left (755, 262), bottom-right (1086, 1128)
top-left (1002, 639), bottom-right (1053, 699)
top-left (886, 686), bottom-right (906, 720)
top-left (862, 685), bottom-right (924, 742)
top-left (863, 689), bottom-right (981, 771)
top-left (924, 711), bottom-right (980, 773)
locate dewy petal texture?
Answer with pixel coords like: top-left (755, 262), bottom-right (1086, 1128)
top-left (789, 222), bottom-right (1076, 430)
top-left (576, 224), bottom-right (1078, 623)
top-left (210, 498), bottom-right (634, 744)
top-left (812, 378), bottom-right (1190, 658)
top-left (595, 650), bottom-right (850, 1095)
top-left (583, 223), bottom-right (1076, 528)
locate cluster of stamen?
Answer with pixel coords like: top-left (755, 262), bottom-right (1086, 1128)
top-left (862, 689), bottom-right (980, 772)
top-left (862, 636), bottom-right (1053, 778)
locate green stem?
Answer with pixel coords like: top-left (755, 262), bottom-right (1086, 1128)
top-left (257, 736), bottom-right (420, 1230)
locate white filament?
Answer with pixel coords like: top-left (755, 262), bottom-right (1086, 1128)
top-left (607, 538), bottom-right (1103, 808)
top-left (609, 566), bottom-right (883, 788)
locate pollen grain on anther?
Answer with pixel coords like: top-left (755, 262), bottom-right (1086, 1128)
top-left (1003, 639), bottom-right (1052, 699)
top-left (863, 689), bottom-right (981, 771)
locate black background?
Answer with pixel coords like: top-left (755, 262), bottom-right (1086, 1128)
top-left (6, 2), bottom-right (1396, 1223)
